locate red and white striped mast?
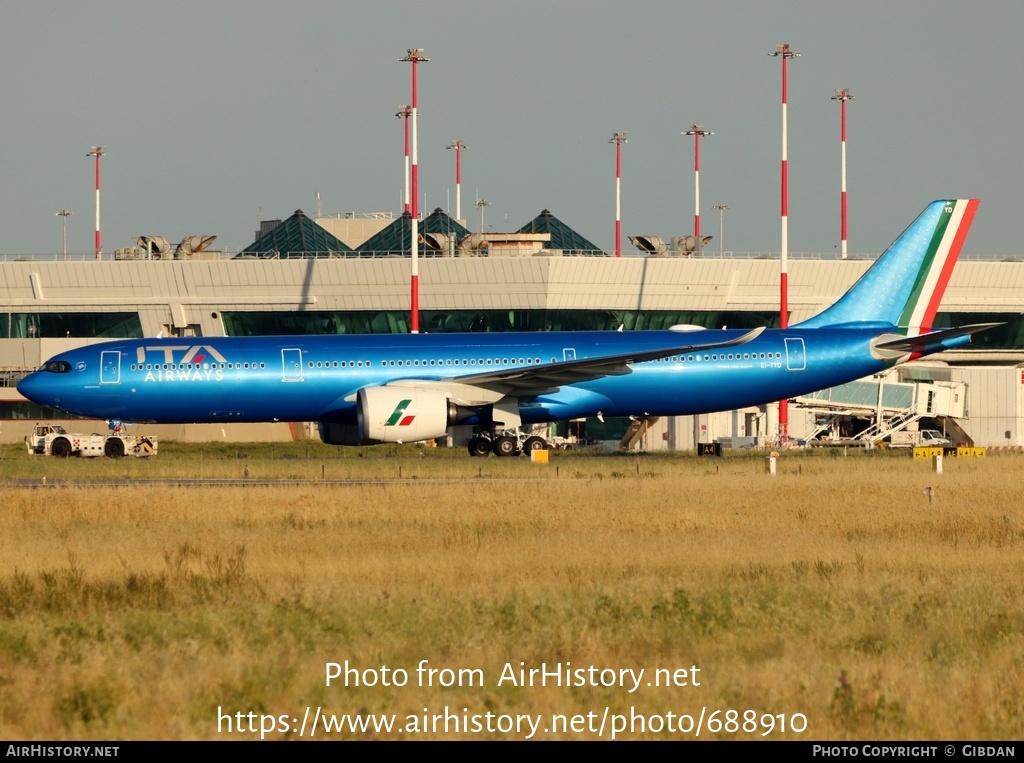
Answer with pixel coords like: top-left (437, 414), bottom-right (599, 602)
top-left (609, 132), bottom-right (626, 257)
top-left (447, 139), bottom-right (467, 222)
top-left (769, 42), bottom-right (798, 439)
top-left (832, 88), bottom-right (854, 259)
top-left (400, 48), bottom-right (428, 334)
top-left (683, 125), bottom-right (713, 243)
top-left (86, 146), bottom-right (105, 260)
top-left (396, 106), bottom-right (412, 214)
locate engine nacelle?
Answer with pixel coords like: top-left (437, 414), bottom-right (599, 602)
top-left (317, 421), bottom-right (363, 446)
top-left (357, 386), bottom-right (455, 443)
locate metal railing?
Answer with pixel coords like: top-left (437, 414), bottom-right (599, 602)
top-left (1, 249), bottom-right (1021, 262)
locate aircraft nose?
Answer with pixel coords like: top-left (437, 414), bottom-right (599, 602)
top-left (17, 371), bottom-right (56, 406)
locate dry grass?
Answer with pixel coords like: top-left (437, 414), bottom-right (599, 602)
top-left (0, 447), bottom-right (1021, 739)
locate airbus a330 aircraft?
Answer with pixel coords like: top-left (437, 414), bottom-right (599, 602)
top-left (18, 199), bottom-right (994, 456)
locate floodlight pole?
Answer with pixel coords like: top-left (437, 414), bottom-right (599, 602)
top-left (683, 125), bottom-right (713, 241)
top-left (476, 198), bottom-right (490, 233)
top-left (447, 140), bottom-right (467, 222)
top-left (56, 209), bottom-right (72, 260)
top-left (832, 88), bottom-right (854, 258)
top-left (396, 106), bottom-right (411, 214)
top-left (713, 203), bottom-right (728, 256)
top-left (87, 146), bottom-right (105, 260)
top-left (609, 132), bottom-right (626, 257)
top-left (769, 43), bottom-right (798, 439)
top-left (400, 48), bottom-right (428, 333)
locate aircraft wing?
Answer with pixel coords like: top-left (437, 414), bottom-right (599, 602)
top-left (389, 326), bottom-right (765, 399)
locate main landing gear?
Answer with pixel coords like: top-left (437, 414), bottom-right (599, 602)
top-left (467, 431), bottom-right (550, 458)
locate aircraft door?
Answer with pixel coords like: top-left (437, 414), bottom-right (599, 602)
top-left (563, 348), bottom-right (576, 362)
top-left (100, 351), bottom-right (121, 384)
top-left (281, 348), bottom-right (304, 382)
top-left (784, 338), bottom-right (806, 371)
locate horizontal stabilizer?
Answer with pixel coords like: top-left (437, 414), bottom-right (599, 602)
top-left (872, 323), bottom-right (1001, 358)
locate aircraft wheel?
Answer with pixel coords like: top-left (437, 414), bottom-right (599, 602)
top-left (467, 437), bottom-right (492, 458)
top-left (104, 438), bottom-right (125, 458)
top-left (492, 435), bottom-right (518, 457)
top-left (51, 437), bottom-right (72, 458)
top-left (523, 436), bottom-right (547, 453)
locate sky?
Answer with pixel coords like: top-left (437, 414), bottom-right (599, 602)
top-left (2, 0), bottom-right (1022, 257)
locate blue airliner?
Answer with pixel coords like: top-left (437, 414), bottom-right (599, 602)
top-left (18, 199), bottom-right (994, 456)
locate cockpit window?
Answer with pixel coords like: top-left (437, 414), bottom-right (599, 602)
top-left (42, 361), bottom-right (72, 373)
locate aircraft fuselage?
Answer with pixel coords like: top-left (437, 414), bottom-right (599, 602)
top-left (17, 327), bottom-right (914, 426)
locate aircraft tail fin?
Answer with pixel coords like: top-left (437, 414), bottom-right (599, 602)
top-left (796, 199), bottom-right (979, 331)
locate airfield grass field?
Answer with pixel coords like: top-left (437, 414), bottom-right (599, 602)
top-left (0, 442), bottom-right (1022, 740)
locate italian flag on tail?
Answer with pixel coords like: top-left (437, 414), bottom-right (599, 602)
top-left (898, 198), bottom-right (979, 335)
top-left (795, 199), bottom-right (980, 332)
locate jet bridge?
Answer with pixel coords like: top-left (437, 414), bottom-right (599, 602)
top-left (795, 373), bottom-right (969, 445)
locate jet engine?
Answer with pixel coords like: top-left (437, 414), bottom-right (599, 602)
top-left (357, 386), bottom-right (456, 443)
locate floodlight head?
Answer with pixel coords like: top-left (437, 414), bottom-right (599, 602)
top-left (769, 43), bottom-right (799, 58)
top-left (684, 125), bottom-right (714, 137)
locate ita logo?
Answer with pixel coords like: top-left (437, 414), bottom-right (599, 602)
top-left (385, 399), bottom-right (415, 427)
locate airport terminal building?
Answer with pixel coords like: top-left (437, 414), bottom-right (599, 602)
top-left (2, 209), bottom-right (1023, 449)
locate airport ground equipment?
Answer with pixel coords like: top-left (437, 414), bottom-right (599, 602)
top-left (887, 429), bottom-right (951, 448)
top-left (25, 423), bottom-right (158, 458)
